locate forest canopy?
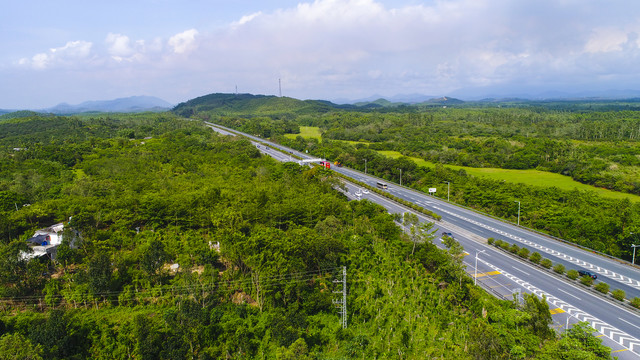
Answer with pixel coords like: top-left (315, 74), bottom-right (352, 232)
top-left (0, 112), bottom-right (613, 359)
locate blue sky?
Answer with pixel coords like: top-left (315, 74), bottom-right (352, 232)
top-left (2, 0), bottom-right (640, 108)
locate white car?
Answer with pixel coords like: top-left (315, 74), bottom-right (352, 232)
top-left (362, 188), bottom-right (369, 194)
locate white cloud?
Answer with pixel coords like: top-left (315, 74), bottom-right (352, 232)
top-left (168, 29), bottom-right (199, 54)
top-left (19, 40), bottom-right (92, 69)
top-left (9, 0), bottom-right (640, 107)
top-left (106, 33), bottom-right (134, 57)
top-left (584, 28), bottom-right (628, 53)
top-left (105, 33), bottom-right (148, 62)
top-left (233, 12), bottom-right (262, 27)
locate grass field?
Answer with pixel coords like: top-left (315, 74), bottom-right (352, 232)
top-left (377, 150), bottom-right (640, 202)
top-left (284, 126), bottom-right (322, 141)
top-left (339, 140), bottom-right (373, 146)
top-left (284, 128), bottom-right (375, 147)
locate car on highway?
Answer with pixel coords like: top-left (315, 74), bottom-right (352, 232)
top-left (441, 232), bottom-right (453, 238)
top-left (578, 270), bottom-right (597, 279)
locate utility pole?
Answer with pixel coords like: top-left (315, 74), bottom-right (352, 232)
top-left (279, 78), bottom-right (282, 97)
top-left (399, 168), bottom-right (402, 187)
top-left (474, 250), bottom-right (485, 285)
top-left (364, 159), bottom-right (367, 174)
top-left (333, 266), bottom-right (347, 328)
top-left (515, 201), bottom-right (520, 226)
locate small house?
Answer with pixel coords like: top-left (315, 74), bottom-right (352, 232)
top-left (22, 223), bottom-right (65, 260)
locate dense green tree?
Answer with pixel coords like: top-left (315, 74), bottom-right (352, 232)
top-left (538, 322), bottom-right (611, 359)
top-left (87, 253), bottom-right (112, 295)
top-left (0, 333), bottom-right (43, 360)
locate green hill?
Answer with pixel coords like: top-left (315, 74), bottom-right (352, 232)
top-left (421, 96), bottom-right (465, 105)
top-left (0, 110), bottom-right (50, 121)
top-left (172, 93), bottom-right (343, 117)
top-left (353, 98), bottom-right (405, 108)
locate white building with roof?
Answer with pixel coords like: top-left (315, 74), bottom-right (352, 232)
top-left (22, 222), bottom-right (64, 260)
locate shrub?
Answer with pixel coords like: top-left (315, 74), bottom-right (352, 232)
top-left (509, 244), bottom-right (520, 254)
top-left (612, 289), bottom-right (626, 301)
top-left (631, 297), bottom-right (640, 309)
top-left (580, 276), bottom-right (594, 287)
top-left (487, 238), bottom-right (495, 245)
top-left (541, 259), bottom-right (553, 269)
top-left (529, 252), bottom-right (542, 264)
top-left (517, 247), bottom-right (530, 259)
top-left (553, 263), bottom-right (565, 274)
top-left (567, 269), bottom-right (579, 280)
top-left (594, 282), bottom-right (609, 294)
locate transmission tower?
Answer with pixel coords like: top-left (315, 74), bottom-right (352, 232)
top-left (333, 266), bottom-right (347, 328)
top-left (279, 78), bottom-right (282, 97)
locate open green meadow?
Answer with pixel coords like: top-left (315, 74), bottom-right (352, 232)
top-left (284, 126), bottom-right (322, 140)
top-left (377, 150), bottom-right (640, 202)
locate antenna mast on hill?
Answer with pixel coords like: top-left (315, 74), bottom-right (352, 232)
top-left (235, 85), bottom-right (238, 95)
top-left (279, 78), bottom-right (282, 97)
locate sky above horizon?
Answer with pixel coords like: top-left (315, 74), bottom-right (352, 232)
top-left (2, 0), bottom-right (640, 109)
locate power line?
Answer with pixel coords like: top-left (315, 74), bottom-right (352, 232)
top-left (332, 265), bottom-right (347, 329)
top-left (0, 266), bottom-right (344, 308)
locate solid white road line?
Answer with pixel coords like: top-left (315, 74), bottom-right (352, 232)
top-left (556, 288), bottom-right (581, 301)
top-left (618, 318), bottom-right (640, 331)
top-left (512, 267), bottom-right (530, 276)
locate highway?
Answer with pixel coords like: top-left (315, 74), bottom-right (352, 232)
top-left (336, 166), bottom-right (640, 300)
top-left (204, 121), bottom-right (640, 358)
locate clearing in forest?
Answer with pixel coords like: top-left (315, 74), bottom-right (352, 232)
top-left (377, 150), bottom-right (640, 202)
top-left (284, 126), bottom-right (322, 141)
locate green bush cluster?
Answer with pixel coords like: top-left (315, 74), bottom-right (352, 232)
top-left (509, 243), bottom-right (520, 254)
top-left (553, 263), bottom-right (565, 274)
top-left (580, 275), bottom-right (594, 287)
top-left (594, 282), bottom-right (609, 294)
top-left (612, 289), bottom-right (626, 301)
top-left (566, 270), bottom-right (579, 280)
top-left (529, 252), bottom-right (542, 264)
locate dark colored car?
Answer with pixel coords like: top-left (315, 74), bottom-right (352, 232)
top-left (578, 270), bottom-right (597, 279)
top-left (441, 232), bottom-right (453, 237)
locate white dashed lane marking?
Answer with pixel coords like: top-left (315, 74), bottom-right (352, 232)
top-left (432, 205), bottom-right (640, 290)
top-left (480, 259), bottom-right (640, 355)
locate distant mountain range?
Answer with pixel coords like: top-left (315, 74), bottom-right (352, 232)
top-left (337, 93), bottom-right (438, 104)
top-left (334, 89), bottom-right (640, 104)
top-left (45, 96), bottom-right (172, 114)
top-left (5, 89), bottom-right (640, 118)
top-left (0, 96), bottom-right (172, 116)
